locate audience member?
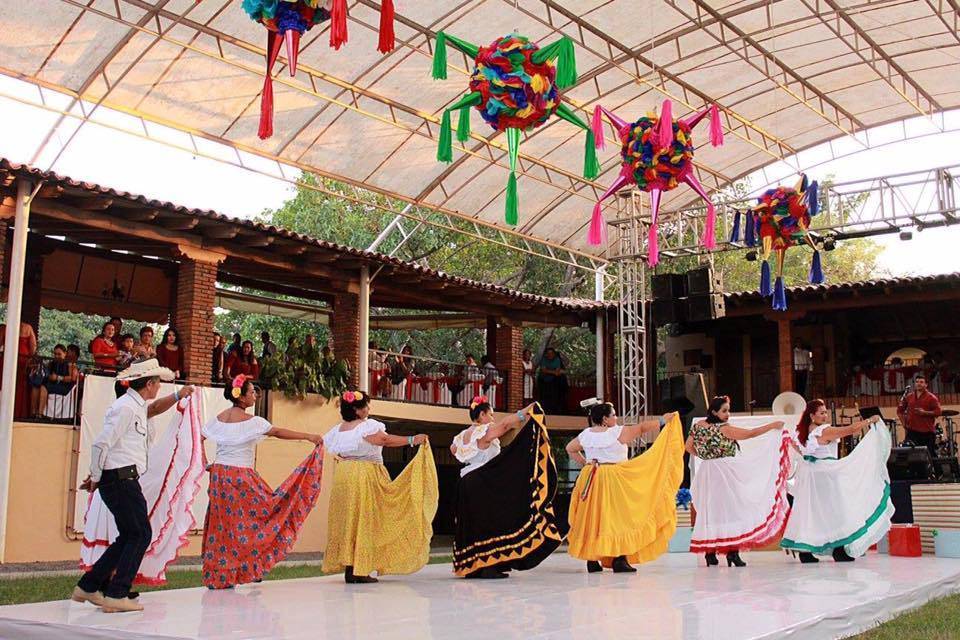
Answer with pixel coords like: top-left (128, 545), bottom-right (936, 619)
top-left (133, 326), bottom-right (156, 359)
top-left (211, 332), bottom-right (225, 383)
top-left (224, 339), bottom-right (260, 380)
top-left (117, 334), bottom-right (137, 370)
top-left (537, 347), bottom-right (568, 414)
top-left (227, 333), bottom-right (242, 355)
top-left (156, 327), bottom-right (184, 380)
top-left (522, 348), bottom-right (535, 403)
top-left (261, 331), bottom-right (277, 360)
top-left (90, 321), bottom-right (120, 371)
top-left (32, 344), bottom-right (78, 417)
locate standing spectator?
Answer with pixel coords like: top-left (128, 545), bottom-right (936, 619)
top-left (117, 334), bottom-right (137, 370)
top-left (211, 332), bottom-right (225, 384)
top-left (480, 354), bottom-right (498, 394)
top-left (793, 340), bottom-right (812, 396)
top-left (537, 347), bottom-right (568, 414)
top-left (133, 326), bottom-right (156, 360)
top-left (261, 331), bottom-right (277, 360)
top-left (521, 348), bottom-right (535, 403)
top-left (322, 345), bottom-right (334, 363)
top-left (227, 333), bottom-right (242, 355)
top-left (33, 344), bottom-right (78, 417)
top-left (109, 317), bottom-right (123, 336)
top-left (156, 328), bottom-right (185, 380)
top-left (224, 340), bottom-right (260, 380)
top-left (304, 334), bottom-right (318, 352)
top-left (285, 336), bottom-right (300, 363)
top-left (1, 321), bottom-right (38, 419)
top-left (90, 322), bottom-right (121, 371)
top-left (66, 344), bottom-right (81, 365)
top-left (390, 346), bottom-right (414, 398)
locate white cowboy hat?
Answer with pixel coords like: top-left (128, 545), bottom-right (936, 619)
top-left (116, 358), bottom-right (175, 382)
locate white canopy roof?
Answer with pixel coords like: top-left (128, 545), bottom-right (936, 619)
top-left (1, 0), bottom-right (957, 257)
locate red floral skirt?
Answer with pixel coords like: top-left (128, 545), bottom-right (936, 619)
top-left (202, 446), bottom-right (324, 588)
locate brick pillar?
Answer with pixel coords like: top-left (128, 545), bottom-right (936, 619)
top-left (331, 291), bottom-right (361, 389)
top-left (173, 257), bottom-right (217, 383)
top-left (494, 320), bottom-right (523, 411)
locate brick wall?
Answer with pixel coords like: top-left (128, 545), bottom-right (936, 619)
top-left (330, 291), bottom-right (360, 389)
top-left (172, 259), bottom-right (217, 383)
top-left (494, 320), bottom-right (524, 411)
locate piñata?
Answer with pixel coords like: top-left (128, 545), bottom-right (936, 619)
top-left (589, 100), bottom-right (725, 263)
top-left (730, 174), bottom-right (823, 311)
top-left (431, 32), bottom-right (599, 226)
top-left (244, 0), bottom-right (397, 140)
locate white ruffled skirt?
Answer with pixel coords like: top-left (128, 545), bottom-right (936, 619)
top-left (690, 429), bottom-right (792, 553)
top-left (781, 423), bottom-right (894, 557)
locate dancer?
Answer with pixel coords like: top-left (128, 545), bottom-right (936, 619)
top-left (452, 398), bottom-right (562, 579)
top-left (687, 396), bottom-right (791, 567)
top-left (781, 399), bottom-right (893, 563)
top-left (202, 375), bottom-right (325, 589)
top-left (322, 391), bottom-right (438, 583)
top-left (82, 391), bottom-right (205, 589)
top-left (73, 358), bottom-right (192, 613)
top-left (566, 402), bottom-right (684, 573)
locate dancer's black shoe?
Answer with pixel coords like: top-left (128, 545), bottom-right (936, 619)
top-left (705, 553), bottom-right (719, 567)
top-left (798, 552), bottom-right (819, 564)
top-left (726, 551), bottom-right (746, 567)
top-left (345, 566), bottom-right (379, 584)
top-left (832, 547), bottom-right (855, 562)
top-left (611, 555), bottom-right (637, 573)
top-left (586, 560), bottom-right (603, 573)
top-left (466, 567), bottom-right (509, 579)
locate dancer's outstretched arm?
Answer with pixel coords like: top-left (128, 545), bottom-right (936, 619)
top-left (618, 413), bottom-right (676, 443)
top-left (267, 427), bottom-right (323, 446)
top-left (720, 420), bottom-right (784, 441)
top-left (813, 415), bottom-right (881, 445)
top-left (365, 432), bottom-right (428, 448)
top-left (480, 403), bottom-right (537, 445)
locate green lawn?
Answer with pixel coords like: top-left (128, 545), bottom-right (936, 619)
top-left (852, 592), bottom-right (960, 639)
top-left (0, 556), bottom-right (453, 606)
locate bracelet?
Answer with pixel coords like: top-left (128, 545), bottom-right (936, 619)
top-left (658, 417), bottom-right (666, 428)
top-left (174, 389), bottom-right (180, 401)
top-left (407, 435), bottom-right (414, 447)
top-left (516, 410), bottom-right (525, 421)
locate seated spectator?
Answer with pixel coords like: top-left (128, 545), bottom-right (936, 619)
top-left (211, 332), bottom-right (225, 384)
top-left (133, 326), bottom-right (156, 359)
top-left (261, 331), bottom-right (277, 360)
top-left (32, 344), bottom-right (78, 417)
top-left (90, 321), bottom-right (120, 371)
top-left (537, 347), bottom-right (568, 414)
top-left (156, 327), bottom-right (185, 379)
top-left (116, 334), bottom-right (137, 370)
top-left (227, 332), bottom-right (242, 355)
top-left (224, 339), bottom-right (260, 380)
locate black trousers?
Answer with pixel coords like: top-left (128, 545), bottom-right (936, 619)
top-left (77, 472), bottom-right (151, 599)
top-left (906, 429), bottom-right (938, 460)
top-left (793, 370), bottom-right (809, 396)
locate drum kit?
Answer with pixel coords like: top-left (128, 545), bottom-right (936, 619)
top-left (936, 409), bottom-right (959, 457)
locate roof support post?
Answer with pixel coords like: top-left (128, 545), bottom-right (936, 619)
top-left (0, 178), bottom-right (33, 562)
top-left (595, 266), bottom-right (606, 400)
top-left (358, 265), bottom-right (371, 393)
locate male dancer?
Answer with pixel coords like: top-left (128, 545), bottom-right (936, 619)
top-left (72, 358), bottom-right (193, 613)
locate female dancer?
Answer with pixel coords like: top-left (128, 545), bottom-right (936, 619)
top-left (687, 396), bottom-right (790, 567)
top-left (202, 375), bottom-right (325, 588)
top-left (322, 391), bottom-right (438, 583)
top-left (566, 402), bottom-right (683, 573)
top-left (781, 399), bottom-right (893, 563)
top-left (451, 398), bottom-right (562, 579)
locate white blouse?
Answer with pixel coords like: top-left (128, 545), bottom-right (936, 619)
top-left (578, 424), bottom-right (628, 463)
top-left (203, 416), bottom-right (272, 469)
top-left (324, 419), bottom-right (387, 463)
top-left (452, 423), bottom-right (501, 477)
top-left (803, 424), bottom-right (839, 460)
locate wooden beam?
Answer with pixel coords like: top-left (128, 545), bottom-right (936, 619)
top-left (73, 196), bottom-right (114, 210)
top-left (159, 215), bottom-right (200, 231)
top-left (732, 289), bottom-right (960, 317)
top-left (118, 208), bottom-right (160, 222)
top-left (238, 234), bottom-right (274, 248)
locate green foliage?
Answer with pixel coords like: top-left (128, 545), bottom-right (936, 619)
top-left (258, 346), bottom-right (350, 400)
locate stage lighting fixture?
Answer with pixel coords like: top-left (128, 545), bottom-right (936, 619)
top-left (745, 250), bottom-right (758, 262)
top-left (899, 231), bottom-right (913, 241)
top-left (823, 238), bottom-right (836, 251)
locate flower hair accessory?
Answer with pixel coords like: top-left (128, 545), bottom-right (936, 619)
top-left (469, 395), bottom-right (488, 410)
top-left (231, 374), bottom-right (248, 399)
top-left (342, 390), bottom-right (364, 403)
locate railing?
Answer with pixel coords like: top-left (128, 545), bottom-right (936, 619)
top-left (368, 350), bottom-right (508, 412)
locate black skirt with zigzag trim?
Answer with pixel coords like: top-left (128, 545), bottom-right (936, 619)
top-left (453, 410), bottom-right (562, 576)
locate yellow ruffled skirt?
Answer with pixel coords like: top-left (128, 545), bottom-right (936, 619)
top-left (322, 444), bottom-right (438, 577)
top-left (568, 415), bottom-right (684, 564)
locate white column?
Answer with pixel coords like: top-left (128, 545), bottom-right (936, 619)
top-left (0, 179), bottom-right (33, 562)
top-left (595, 267), bottom-right (606, 400)
top-left (358, 265), bottom-right (371, 392)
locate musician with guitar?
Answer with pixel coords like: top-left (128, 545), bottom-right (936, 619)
top-left (898, 373), bottom-right (943, 459)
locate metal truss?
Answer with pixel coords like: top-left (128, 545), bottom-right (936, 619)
top-left (0, 82), bottom-right (607, 278)
top-left (631, 163), bottom-right (960, 261)
top-left (609, 192), bottom-right (649, 425)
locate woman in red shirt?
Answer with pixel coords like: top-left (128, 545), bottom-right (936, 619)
top-left (156, 327), bottom-right (185, 380)
top-left (89, 322), bottom-right (120, 371)
top-left (224, 340), bottom-right (260, 380)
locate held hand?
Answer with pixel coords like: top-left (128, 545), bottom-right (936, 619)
top-left (79, 476), bottom-right (98, 493)
top-left (869, 414), bottom-right (882, 425)
top-left (663, 412), bottom-right (676, 423)
top-left (308, 433), bottom-right (324, 446)
top-left (412, 434), bottom-right (428, 446)
top-left (179, 385), bottom-right (196, 399)
top-left (770, 420), bottom-right (785, 431)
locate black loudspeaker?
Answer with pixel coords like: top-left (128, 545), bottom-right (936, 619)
top-left (685, 294), bottom-right (725, 321)
top-left (652, 299), bottom-right (685, 324)
top-left (686, 267), bottom-right (723, 296)
top-left (652, 273), bottom-right (686, 299)
top-left (934, 457), bottom-right (960, 481)
top-left (887, 446), bottom-right (934, 481)
top-left (659, 375), bottom-right (694, 414)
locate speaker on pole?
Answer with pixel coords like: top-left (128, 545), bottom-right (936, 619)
top-left (686, 266), bottom-right (723, 296)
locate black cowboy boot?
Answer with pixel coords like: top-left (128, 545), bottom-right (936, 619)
top-left (586, 560), bottom-right (603, 573)
top-left (832, 547), bottom-right (855, 562)
top-left (798, 552), bottom-right (819, 564)
top-left (611, 555), bottom-right (637, 573)
top-left (726, 551), bottom-right (746, 567)
top-left (704, 552), bottom-right (719, 567)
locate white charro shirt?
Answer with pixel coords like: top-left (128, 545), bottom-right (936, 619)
top-left (89, 388), bottom-right (156, 481)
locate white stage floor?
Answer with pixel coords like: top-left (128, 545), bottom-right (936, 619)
top-left (2, 552), bottom-right (960, 640)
